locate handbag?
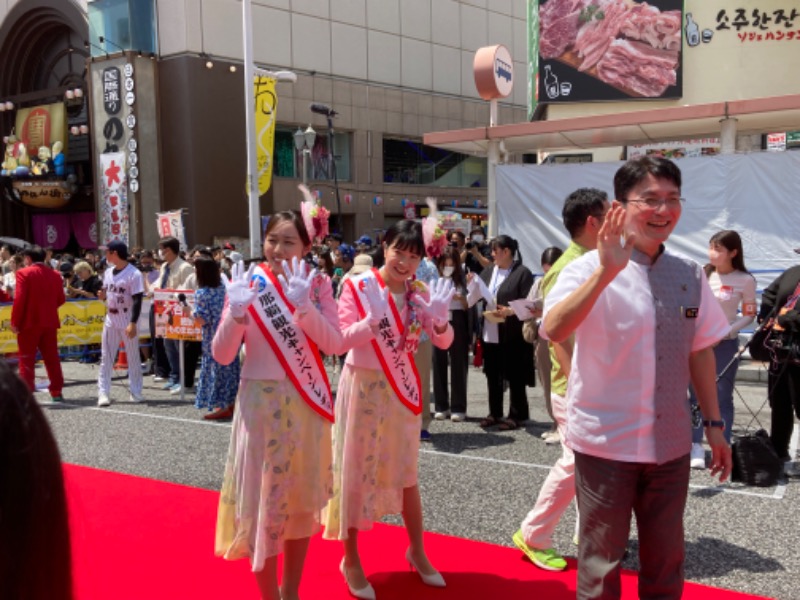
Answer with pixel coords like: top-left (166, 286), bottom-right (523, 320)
top-left (731, 429), bottom-right (784, 487)
top-left (748, 323), bottom-right (774, 363)
top-left (522, 318), bottom-right (538, 344)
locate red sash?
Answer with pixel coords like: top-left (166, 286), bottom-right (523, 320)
top-left (247, 263), bottom-right (334, 422)
top-left (345, 269), bottom-right (422, 415)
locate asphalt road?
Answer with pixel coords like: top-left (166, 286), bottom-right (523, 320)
top-left (38, 358), bottom-right (797, 600)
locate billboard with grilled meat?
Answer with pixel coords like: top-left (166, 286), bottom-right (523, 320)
top-left (533, 0), bottom-right (684, 104)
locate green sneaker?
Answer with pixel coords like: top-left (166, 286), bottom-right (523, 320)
top-left (512, 529), bottom-right (567, 572)
top-left (51, 395), bottom-right (64, 403)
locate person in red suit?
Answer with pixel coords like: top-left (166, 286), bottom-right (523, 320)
top-left (10, 245), bottom-right (66, 401)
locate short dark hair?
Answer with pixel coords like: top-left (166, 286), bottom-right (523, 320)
top-left (449, 230), bottom-right (466, 243)
top-left (382, 219), bottom-right (424, 258)
top-left (325, 233), bottom-right (343, 244)
top-left (562, 188), bottom-right (608, 239)
top-left (0, 360), bottom-right (73, 600)
top-left (158, 236), bottom-right (181, 255)
top-left (614, 156), bottom-right (682, 202)
top-left (264, 211), bottom-right (312, 248)
top-left (22, 245), bottom-right (46, 263)
top-left (194, 256), bottom-right (222, 288)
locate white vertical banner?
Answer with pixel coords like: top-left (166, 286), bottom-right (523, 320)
top-left (99, 152), bottom-right (129, 244)
top-left (156, 210), bottom-right (187, 251)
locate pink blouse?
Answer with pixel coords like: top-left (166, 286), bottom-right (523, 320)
top-left (339, 276), bottom-right (454, 370)
top-left (212, 273), bottom-right (343, 381)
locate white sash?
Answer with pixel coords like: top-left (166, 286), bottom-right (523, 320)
top-left (247, 263), bottom-right (334, 422)
top-left (345, 268), bottom-right (422, 415)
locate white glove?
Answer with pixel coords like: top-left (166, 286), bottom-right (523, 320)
top-left (278, 257), bottom-right (316, 310)
top-left (222, 261), bottom-right (258, 319)
top-left (362, 277), bottom-right (389, 326)
top-left (419, 278), bottom-right (455, 326)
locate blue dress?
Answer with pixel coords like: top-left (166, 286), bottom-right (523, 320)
top-left (194, 284), bottom-right (240, 410)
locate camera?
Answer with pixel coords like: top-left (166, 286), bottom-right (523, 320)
top-left (465, 242), bottom-right (475, 250)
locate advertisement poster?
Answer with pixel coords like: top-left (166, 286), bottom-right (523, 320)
top-left (627, 138), bottom-right (720, 159)
top-left (15, 102), bottom-right (67, 157)
top-left (536, 0), bottom-right (683, 104)
top-left (153, 290), bottom-right (202, 341)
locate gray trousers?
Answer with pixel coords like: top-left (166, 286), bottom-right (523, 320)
top-left (574, 451), bottom-right (690, 600)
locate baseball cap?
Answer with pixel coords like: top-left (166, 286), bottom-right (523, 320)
top-left (339, 243), bottom-right (355, 262)
top-left (356, 235), bottom-right (373, 247)
top-left (59, 261), bottom-right (74, 275)
top-left (106, 240), bottom-right (129, 260)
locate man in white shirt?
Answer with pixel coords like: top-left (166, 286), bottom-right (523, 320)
top-left (543, 156), bottom-right (732, 600)
top-left (153, 236), bottom-right (196, 392)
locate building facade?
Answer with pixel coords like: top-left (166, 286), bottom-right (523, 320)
top-left (0, 0), bottom-right (529, 252)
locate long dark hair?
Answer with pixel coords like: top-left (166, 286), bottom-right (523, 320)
top-left (0, 360), bottom-right (73, 600)
top-left (437, 246), bottom-right (466, 289)
top-left (491, 235), bottom-right (522, 265)
top-left (382, 220), bottom-right (424, 258)
top-left (264, 211), bottom-right (312, 248)
top-left (705, 229), bottom-right (748, 276)
top-left (194, 255), bottom-right (222, 288)
top-left (541, 246), bottom-right (563, 269)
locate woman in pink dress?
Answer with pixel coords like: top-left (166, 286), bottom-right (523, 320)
top-left (212, 204), bottom-right (342, 600)
top-left (324, 219), bottom-right (455, 599)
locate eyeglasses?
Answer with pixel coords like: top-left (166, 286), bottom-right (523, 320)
top-left (626, 196), bottom-right (685, 209)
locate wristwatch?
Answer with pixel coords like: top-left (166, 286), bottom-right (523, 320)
top-left (702, 419), bottom-right (725, 430)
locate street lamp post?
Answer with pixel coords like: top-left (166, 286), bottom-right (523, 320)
top-left (293, 125), bottom-right (316, 187)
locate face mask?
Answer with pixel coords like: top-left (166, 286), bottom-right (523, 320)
top-left (158, 250), bottom-right (166, 260)
top-left (443, 266), bottom-right (455, 278)
top-left (472, 235), bottom-right (484, 244)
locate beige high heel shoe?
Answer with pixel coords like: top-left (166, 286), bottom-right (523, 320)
top-left (405, 548), bottom-right (446, 587)
top-left (339, 558), bottom-right (376, 600)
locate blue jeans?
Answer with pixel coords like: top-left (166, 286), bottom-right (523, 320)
top-left (165, 338), bottom-right (180, 385)
top-left (690, 338), bottom-right (739, 445)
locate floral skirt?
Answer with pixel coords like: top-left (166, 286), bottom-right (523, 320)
top-left (215, 378), bottom-right (333, 571)
top-left (323, 365), bottom-right (421, 540)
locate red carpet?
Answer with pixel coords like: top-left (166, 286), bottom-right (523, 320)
top-left (65, 464), bottom-right (770, 599)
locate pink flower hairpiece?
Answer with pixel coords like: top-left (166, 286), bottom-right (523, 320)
top-left (422, 197), bottom-right (447, 259)
top-left (299, 184), bottom-right (330, 243)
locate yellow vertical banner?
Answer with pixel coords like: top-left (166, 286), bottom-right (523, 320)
top-left (254, 75), bottom-right (277, 195)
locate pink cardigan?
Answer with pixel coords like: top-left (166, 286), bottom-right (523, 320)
top-left (339, 276), bottom-right (454, 370)
top-left (212, 274), bottom-right (345, 381)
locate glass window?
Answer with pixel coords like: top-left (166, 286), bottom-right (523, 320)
top-left (88, 0), bottom-right (158, 55)
top-left (383, 138), bottom-right (486, 188)
top-left (275, 127), bottom-right (351, 183)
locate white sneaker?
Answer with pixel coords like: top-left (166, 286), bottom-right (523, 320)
top-left (153, 375), bottom-right (165, 382)
top-left (541, 429), bottom-right (557, 440)
top-left (171, 385), bottom-right (194, 395)
top-left (451, 412), bottom-right (466, 422)
top-left (129, 392), bottom-right (144, 403)
top-left (544, 431), bottom-right (561, 445)
top-left (97, 394), bottom-right (111, 407)
top-left (433, 411), bottom-right (450, 420)
top-left (690, 443), bottom-right (706, 469)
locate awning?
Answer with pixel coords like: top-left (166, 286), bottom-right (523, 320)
top-left (423, 93), bottom-right (800, 155)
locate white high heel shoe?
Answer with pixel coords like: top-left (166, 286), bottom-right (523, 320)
top-left (405, 548), bottom-right (446, 587)
top-left (339, 558), bottom-right (376, 600)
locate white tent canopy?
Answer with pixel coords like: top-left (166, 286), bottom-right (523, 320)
top-left (496, 151), bottom-right (800, 290)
